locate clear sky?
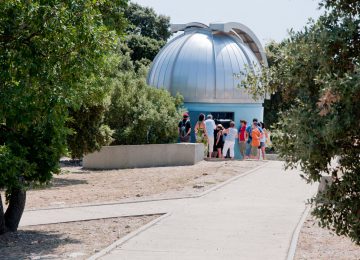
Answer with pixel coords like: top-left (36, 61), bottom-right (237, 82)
top-left (133, 0), bottom-right (323, 46)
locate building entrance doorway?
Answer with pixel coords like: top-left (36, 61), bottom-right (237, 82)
top-left (197, 111), bottom-right (234, 159)
top-left (211, 112), bottom-right (234, 128)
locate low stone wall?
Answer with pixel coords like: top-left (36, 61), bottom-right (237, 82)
top-left (266, 154), bottom-right (281, 161)
top-left (83, 143), bottom-right (204, 169)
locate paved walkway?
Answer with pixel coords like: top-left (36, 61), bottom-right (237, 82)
top-left (21, 161), bottom-right (317, 260)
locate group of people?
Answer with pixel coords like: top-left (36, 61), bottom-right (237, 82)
top-left (178, 113), bottom-right (270, 160)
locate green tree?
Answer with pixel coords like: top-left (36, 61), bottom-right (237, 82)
top-left (65, 54), bottom-right (121, 159)
top-left (65, 1), bottom-right (129, 159)
top-left (122, 2), bottom-right (171, 63)
top-left (245, 0), bottom-right (360, 243)
top-left (126, 34), bottom-right (165, 63)
top-left (67, 105), bottom-right (114, 159)
top-left (262, 41), bottom-right (292, 128)
top-left (0, 0), bottom-right (125, 234)
top-left (124, 2), bottom-right (171, 41)
top-left (98, 0), bottom-right (128, 36)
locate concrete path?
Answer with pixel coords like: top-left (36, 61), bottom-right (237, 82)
top-left (21, 161), bottom-right (317, 260)
top-left (101, 161), bottom-right (317, 260)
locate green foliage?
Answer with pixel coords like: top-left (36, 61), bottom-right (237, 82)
top-left (124, 2), bottom-right (171, 41)
top-left (105, 70), bottom-right (183, 145)
top-left (0, 0), bottom-right (120, 190)
top-left (64, 53), bottom-right (121, 159)
top-left (121, 2), bottom-right (171, 63)
top-left (67, 105), bottom-right (114, 159)
top-left (101, 2), bottom-right (181, 146)
top-left (126, 34), bottom-right (165, 63)
top-left (98, 0), bottom-right (129, 36)
top-left (243, 0), bottom-right (360, 243)
top-left (65, 1), bottom-right (173, 157)
top-left (262, 42), bottom-right (292, 127)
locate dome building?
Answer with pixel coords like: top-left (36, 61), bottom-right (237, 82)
top-left (147, 22), bottom-right (267, 158)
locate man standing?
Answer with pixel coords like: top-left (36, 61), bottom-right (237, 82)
top-left (178, 113), bottom-right (191, 143)
top-left (238, 120), bottom-right (247, 159)
top-left (222, 121), bottom-right (238, 159)
top-left (205, 114), bottom-right (216, 158)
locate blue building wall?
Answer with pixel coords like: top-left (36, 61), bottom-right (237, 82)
top-left (184, 102), bottom-right (264, 159)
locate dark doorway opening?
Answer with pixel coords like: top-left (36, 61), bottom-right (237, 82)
top-left (211, 112), bottom-right (234, 128)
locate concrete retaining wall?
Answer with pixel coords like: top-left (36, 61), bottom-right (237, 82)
top-left (83, 143), bottom-right (204, 169)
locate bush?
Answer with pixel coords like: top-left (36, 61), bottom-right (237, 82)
top-left (105, 70), bottom-right (183, 145)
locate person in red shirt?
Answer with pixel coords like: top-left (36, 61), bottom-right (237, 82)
top-left (238, 120), bottom-right (247, 159)
top-left (251, 122), bottom-right (261, 159)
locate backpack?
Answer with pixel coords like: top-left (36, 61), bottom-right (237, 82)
top-left (180, 120), bottom-right (188, 137)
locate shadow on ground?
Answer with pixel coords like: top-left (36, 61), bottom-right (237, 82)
top-left (51, 178), bottom-right (88, 188)
top-left (0, 229), bottom-right (80, 259)
top-left (29, 178), bottom-right (88, 190)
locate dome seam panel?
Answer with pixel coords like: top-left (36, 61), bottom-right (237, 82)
top-left (169, 31), bottom-right (195, 97)
top-left (147, 34), bottom-right (183, 86)
top-left (158, 33), bottom-right (188, 89)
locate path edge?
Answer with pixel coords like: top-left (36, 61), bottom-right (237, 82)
top-left (198, 161), bottom-right (270, 197)
top-left (87, 212), bottom-right (171, 260)
top-left (286, 204), bottom-right (311, 260)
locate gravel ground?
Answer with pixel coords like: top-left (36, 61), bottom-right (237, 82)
top-left (0, 215), bottom-right (160, 260)
top-left (23, 160), bottom-right (266, 210)
top-left (295, 214), bottom-right (360, 260)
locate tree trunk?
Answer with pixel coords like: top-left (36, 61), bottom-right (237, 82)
top-left (4, 189), bottom-right (26, 232)
top-left (0, 193), bottom-right (6, 234)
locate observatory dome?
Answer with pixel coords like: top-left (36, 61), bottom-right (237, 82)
top-left (147, 22), bottom-right (267, 103)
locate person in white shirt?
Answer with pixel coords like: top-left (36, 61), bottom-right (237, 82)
top-left (205, 114), bottom-right (216, 158)
top-left (222, 121), bottom-right (238, 159)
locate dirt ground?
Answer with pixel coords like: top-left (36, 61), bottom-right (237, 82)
top-left (23, 160), bottom-right (265, 210)
top-left (0, 215), bottom-right (159, 260)
top-left (295, 214), bottom-right (360, 260)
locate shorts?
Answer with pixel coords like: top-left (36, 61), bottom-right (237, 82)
top-left (239, 141), bottom-right (246, 155)
top-left (179, 135), bottom-right (190, 142)
top-left (259, 142), bottom-right (265, 148)
top-left (251, 146), bottom-right (258, 156)
top-left (245, 142), bottom-right (252, 156)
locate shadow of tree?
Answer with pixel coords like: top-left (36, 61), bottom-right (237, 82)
top-left (59, 159), bottom-right (82, 167)
top-left (0, 229), bottom-right (81, 259)
top-left (51, 178), bottom-right (88, 188)
top-left (29, 178), bottom-right (88, 190)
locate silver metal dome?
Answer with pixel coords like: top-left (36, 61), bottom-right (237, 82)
top-left (147, 22), bottom-right (267, 103)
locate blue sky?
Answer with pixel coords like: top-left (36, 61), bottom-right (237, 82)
top-left (133, 0), bottom-right (323, 46)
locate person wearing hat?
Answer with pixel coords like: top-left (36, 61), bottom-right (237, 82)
top-left (178, 112), bottom-right (191, 142)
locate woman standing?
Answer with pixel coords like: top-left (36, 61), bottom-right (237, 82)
top-left (194, 113), bottom-right (208, 157)
top-left (215, 124), bottom-right (224, 158)
top-left (258, 122), bottom-right (268, 160)
top-left (222, 121), bottom-right (238, 159)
